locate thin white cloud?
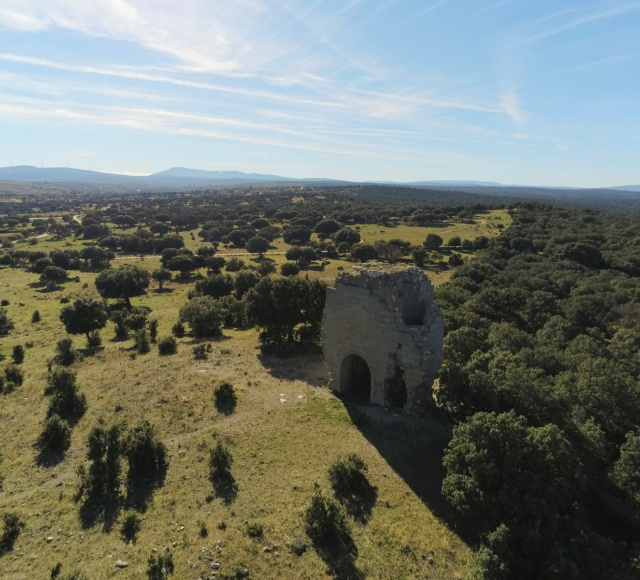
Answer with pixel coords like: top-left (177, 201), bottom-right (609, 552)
top-left (500, 91), bottom-right (527, 126)
top-left (0, 52), bottom-right (515, 122)
top-left (578, 51), bottom-right (640, 69)
top-left (518, 2), bottom-right (640, 45)
top-left (0, 53), bottom-right (346, 110)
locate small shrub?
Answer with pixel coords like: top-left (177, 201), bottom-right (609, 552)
top-left (214, 381), bottom-right (237, 414)
top-left (54, 338), bottom-right (78, 366)
top-left (0, 300), bottom-right (9, 307)
top-left (0, 512), bottom-right (25, 553)
top-left (246, 522), bottom-right (263, 538)
top-left (209, 441), bottom-right (233, 481)
top-left (45, 367), bottom-right (87, 423)
top-left (280, 261), bottom-right (300, 276)
top-left (171, 321), bottom-right (185, 338)
top-left (328, 454), bottom-right (368, 497)
top-left (291, 537), bottom-right (307, 556)
top-left (193, 343), bottom-right (208, 360)
top-left (136, 329), bottom-right (151, 354)
top-left (12, 344), bottom-right (24, 364)
top-left (148, 319), bottom-right (158, 343)
top-left (5, 364), bottom-right (24, 386)
top-left (121, 512), bottom-right (141, 543)
top-left (86, 330), bottom-right (102, 349)
top-left (147, 549), bottom-right (174, 579)
top-left (123, 421), bottom-right (168, 487)
top-left (38, 414), bottom-right (72, 454)
top-left (199, 521), bottom-right (208, 538)
top-left (158, 336), bottom-right (177, 355)
top-left (31, 310), bottom-right (41, 323)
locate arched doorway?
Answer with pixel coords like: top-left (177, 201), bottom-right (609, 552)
top-left (340, 354), bottom-right (371, 402)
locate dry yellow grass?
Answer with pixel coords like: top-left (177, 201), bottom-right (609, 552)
top-left (0, 265), bottom-right (471, 579)
top-left (0, 213), bottom-right (514, 578)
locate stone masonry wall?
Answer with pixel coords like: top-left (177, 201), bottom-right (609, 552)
top-left (322, 264), bottom-right (444, 413)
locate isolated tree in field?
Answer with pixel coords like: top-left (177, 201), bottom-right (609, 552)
top-left (95, 265), bottom-right (150, 307)
top-left (44, 367), bottom-right (87, 423)
top-left (12, 345), bottom-right (24, 364)
top-left (151, 267), bottom-right (172, 291)
top-left (246, 235), bottom-right (269, 256)
top-left (86, 424), bottom-right (122, 496)
top-left (60, 298), bottom-right (107, 346)
top-left (178, 296), bottom-right (225, 338)
top-left (350, 243), bottom-right (378, 263)
top-left (423, 233), bottom-right (443, 250)
top-left (40, 265), bottom-right (68, 287)
top-left (333, 227), bottom-right (360, 247)
top-left (0, 308), bottom-right (14, 337)
top-left (280, 261), bottom-right (300, 276)
top-left (123, 421), bottom-right (168, 488)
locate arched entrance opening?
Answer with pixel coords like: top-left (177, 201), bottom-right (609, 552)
top-left (340, 354), bottom-right (371, 402)
top-left (384, 366), bottom-right (407, 409)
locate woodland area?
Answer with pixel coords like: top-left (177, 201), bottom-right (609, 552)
top-left (0, 184), bottom-right (639, 579)
top-left (437, 203), bottom-right (640, 578)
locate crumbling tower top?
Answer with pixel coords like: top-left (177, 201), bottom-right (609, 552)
top-left (322, 264), bottom-right (444, 413)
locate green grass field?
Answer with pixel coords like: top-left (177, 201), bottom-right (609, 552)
top-left (0, 213), bottom-right (511, 579)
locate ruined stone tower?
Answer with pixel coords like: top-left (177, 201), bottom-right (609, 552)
top-left (322, 264), bottom-right (444, 413)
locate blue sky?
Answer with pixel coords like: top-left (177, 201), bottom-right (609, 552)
top-left (0, 0), bottom-right (638, 186)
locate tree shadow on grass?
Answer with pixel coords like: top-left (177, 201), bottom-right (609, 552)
top-left (343, 401), bottom-right (477, 545)
top-left (77, 346), bottom-right (104, 358)
top-left (125, 467), bottom-right (168, 513)
top-left (77, 491), bottom-right (122, 532)
top-left (333, 475), bottom-right (378, 524)
top-left (307, 497), bottom-right (364, 580)
top-left (315, 543), bottom-right (364, 580)
top-left (215, 398), bottom-right (236, 416)
top-left (35, 446), bottom-right (68, 468)
top-left (257, 349), bottom-right (328, 386)
top-left (210, 472), bottom-right (238, 505)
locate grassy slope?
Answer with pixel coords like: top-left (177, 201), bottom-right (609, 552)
top-left (0, 212), bottom-right (510, 579)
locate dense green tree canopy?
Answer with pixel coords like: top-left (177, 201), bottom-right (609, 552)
top-left (95, 265), bottom-right (150, 307)
top-left (60, 298), bottom-right (107, 340)
top-left (245, 277), bottom-right (325, 343)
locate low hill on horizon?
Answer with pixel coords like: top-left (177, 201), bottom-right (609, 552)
top-left (0, 164), bottom-right (639, 210)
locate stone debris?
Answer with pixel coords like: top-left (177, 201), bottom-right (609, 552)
top-left (115, 560), bottom-right (129, 568)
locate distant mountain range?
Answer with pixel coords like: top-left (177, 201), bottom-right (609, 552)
top-left (0, 165), bottom-right (314, 185)
top-left (0, 165), bottom-right (639, 205)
